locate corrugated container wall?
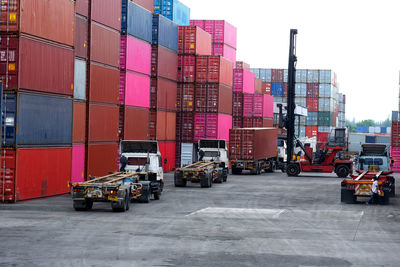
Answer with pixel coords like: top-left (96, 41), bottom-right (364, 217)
top-left (91, 0), bottom-right (122, 31)
top-left (154, 0), bottom-right (191, 26)
top-left (152, 14), bottom-right (178, 52)
top-left (121, 1), bottom-right (153, 43)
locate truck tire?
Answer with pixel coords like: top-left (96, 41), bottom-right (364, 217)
top-left (174, 173), bottom-right (186, 187)
top-left (387, 177), bottom-right (395, 197)
top-left (382, 190), bottom-right (390, 205)
top-left (73, 200), bottom-right (91, 211)
top-left (286, 163), bottom-right (300, 176)
top-left (223, 169), bottom-right (228, 182)
top-left (154, 192), bottom-right (160, 200)
top-left (232, 168), bottom-right (242, 175)
top-left (112, 194), bottom-right (127, 212)
top-left (125, 192), bottom-right (130, 211)
top-left (341, 188), bottom-right (356, 204)
top-left (336, 165), bottom-right (350, 178)
top-left (201, 173), bottom-right (211, 188)
top-left (216, 170), bottom-right (223, 183)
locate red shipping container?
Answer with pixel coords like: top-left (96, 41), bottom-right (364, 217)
top-left (233, 116), bottom-right (243, 128)
top-left (176, 112), bottom-right (194, 142)
top-left (317, 132), bottom-right (329, 150)
top-left (88, 103), bottom-right (119, 142)
top-left (306, 97), bottom-right (319, 112)
top-left (90, 22), bottom-right (120, 68)
top-left (283, 83), bottom-right (288, 97)
top-left (262, 82), bottom-right (271, 95)
top-left (0, 147), bottom-right (72, 202)
top-left (202, 20), bottom-right (237, 49)
top-left (91, 0), bottom-right (121, 31)
top-left (243, 94), bottom-right (253, 118)
top-left (0, 36), bottom-right (74, 95)
top-left (306, 126), bottom-right (318, 138)
top-left (235, 61), bottom-right (250, 71)
top-left (150, 78), bottom-right (177, 111)
top-left (306, 83), bottom-right (319, 98)
top-left (76, 0), bottom-right (89, 17)
top-left (75, 15), bottom-right (88, 59)
top-left (151, 45), bottom-right (178, 81)
top-left (271, 69), bottom-right (284, 83)
top-left (195, 84), bottom-right (232, 114)
top-left (1, 0), bottom-right (74, 46)
top-left (149, 111), bottom-right (176, 141)
top-left (177, 83), bottom-right (195, 112)
top-left (0, 149), bottom-right (16, 202)
top-left (178, 26), bottom-right (212, 55)
top-left (196, 56), bottom-right (233, 87)
top-left (392, 121), bottom-right (400, 146)
top-left (87, 143), bottom-right (118, 177)
top-left (158, 141), bottom-right (176, 172)
top-left (73, 101), bottom-right (87, 143)
top-left (229, 128), bottom-right (277, 160)
top-left (263, 117), bottom-right (273, 127)
top-left (177, 55), bottom-right (196, 82)
top-left (243, 117), bottom-right (263, 128)
top-left (194, 113), bottom-right (232, 142)
top-left (123, 106), bottom-right (149, 140)
top-left (130, 0), bottom-right (154, 12)
top-left (233, 93), bottom-right (244, 117)
top-left (254, 78), bottom-right (262, 94)
top-left (89, 63), bottom-right (120, 104)
top-left (175, 141), bottom-right (181, 168)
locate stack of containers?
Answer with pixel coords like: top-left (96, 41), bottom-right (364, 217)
top-left (149, 14), bottom-right (179, 171)
top-left (190, 20), bottom-right (237, 64)
top-left (86, 0), bottom-right (121, 178)
top-left (194, 56), bottom-right (233, 141)
top-left (391, 117), bottom-right (400, 172)
top-left (337, 93), bottom-right (346, 128)
top-left (0, 0), bottom-right (74, 202)
top-left (175, 25), bottom-right (212, 167)
top-left (154, 0), bottom-right (190, 25)
top-left (232, 62), bottom-right (273, 128)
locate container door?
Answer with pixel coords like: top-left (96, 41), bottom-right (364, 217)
top-left (180, 143), bottom-right (194, 167)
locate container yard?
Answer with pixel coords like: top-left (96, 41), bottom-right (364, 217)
top-left (1, 0), bottom-right (399, 266)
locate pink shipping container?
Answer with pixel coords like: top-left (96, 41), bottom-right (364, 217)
top-left (203, 20), bottom-right (237, 49)
top-left (243, 94), bottom-right (274, 118)
top-left (233, 69), bottom-right (255, 94)
top-left (233, 93), bottom-right (244, 117)
top-left (235, 61), bottom-right (250, 71)
top-left (72, 145), bottom-right (85, 183)
top-left (391, 147), bottom-right (400, 173)
top-left (120, 36), bottom-right (151, 75)
top-left (178, 55), bottom-right (196, 82)
top-left (243, 94), bottom-right (253, 118)
top-left (178, 26), bottom-right (212, 56)
top-left (194, 113), bottom-right (232, 142)
top-left (120, 71), bottom-right (150, 108)
top-left (212, 43), bottom-right (236, 64)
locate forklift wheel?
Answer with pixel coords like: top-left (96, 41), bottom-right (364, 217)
top-left (336, 165), bottom-right (350, 178)
top-left (286, 164), bottom-right (300, 176)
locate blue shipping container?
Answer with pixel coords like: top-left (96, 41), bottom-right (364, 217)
top-left (271, 83), bottom-right (283, 96)
top-left (365, 136), bottom-right (375, 144)
top-left (152, 14), bottom-right (178, 52)
top-left (381, 127), bottom-right (387, 134)
top-left (356, 126), bottom-right (363, 133)
top-left (121, 0), bottom-right (152, 43)
top-left (250, 68), bottom-right (260, 79)
top-left (1, 92), bottom-right (72, 147)
top-left (154, 0), bottom-right (190, 26)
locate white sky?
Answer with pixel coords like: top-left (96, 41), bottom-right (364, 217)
top-left (180, 0), bottom-right (400, 122)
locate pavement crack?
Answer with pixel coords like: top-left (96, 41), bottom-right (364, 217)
top-left (352, 211), bottom-right (364, 241)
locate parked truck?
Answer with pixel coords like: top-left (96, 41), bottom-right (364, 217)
top-left (174, 139), bottom-right (228, 187)
top-left (229, 128), bottom-right (280, 175)
top-left (71, 172), bottom-right (152, 212)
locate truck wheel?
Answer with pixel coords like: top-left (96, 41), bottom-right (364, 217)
top-left (336, 165), bottom-right (350, 178)
top-left (382, 190), bottom-right (390, 205)
top-left (387, 177), bottom-right (395, 197)
top-left (341, 188), bottom-right (356, 204)
top-left (209, 174), bottom-right (213, 187)
top-left (143, 189), bottom-right (151, 203)
top-left (286, 163), bottom-right (300, 176)
top-left (223, 173), bottom-right (228, 182)
top-left (125, 192), bottom-right (130, 211)
top-left (174, 173), bottom-right (186, 187)
top-left (201, 174), bottom-right (210, 188)
top-left (154, 192), bottom-right (160, 200)
top-left (73, 200), bottom-right (90, 211)
top-left (232, 168), bottom-right (242, 175)
top-left (86, 199), bottom-right (93, 210)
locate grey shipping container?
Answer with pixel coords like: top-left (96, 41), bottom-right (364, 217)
top-left (295, 69), bottom-right (307, 83)
top-left (180, 143), bottom-right (195, 167)
top-left (1, 92), bottom-right (72, 147)
top-left (376, 135), bottom-right (391, 144)
top-left (283, 69), bottom-right (288, 83)
top-left (250, 68), bottom-right (260, 79)
top-left (307, 69), bottom-right (319, 83)
top-left (152, 14), bottom-right (178, 52)
top-left (392, 111), bottom-right (399, 121)
top-left (348, 134), bottom-right (365, 152)
top-left (121, 1), bottom-right (152, 43)
top-left (319, 70), bottom-right (333, 84)
top-left (306, 112), bottom-right (318, 126)
top-left (259, 69), bottom-right (271, 82)
top-left (295, 96), bottom-right (306, 107)
top-left (74, 58), bottom-right (86, 100)
top-left (295, 83), bottom-right (307, 97)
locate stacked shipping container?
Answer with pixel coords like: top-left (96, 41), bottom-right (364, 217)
top-left (190, 20), bottom-right (237, 64)
top-left (149, 14), bottom-right (179, 171)
top-left (154, 0), bottom-right (190, 26)
top-left (0, 0), bottom-right (75, 202)
top-left (250, 68), bottom-right (345, 148)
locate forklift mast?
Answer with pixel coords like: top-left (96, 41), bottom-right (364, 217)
top-left (286, 29), bottom-right (298, 163)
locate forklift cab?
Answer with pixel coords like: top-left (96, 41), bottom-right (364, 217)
top-left (327, 128), bottom-right (346, 147)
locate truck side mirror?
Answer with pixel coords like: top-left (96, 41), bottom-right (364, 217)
top-left (120, 156), bottom-right (128, 164)
top-left (164, 158), bottom-right (167, 165)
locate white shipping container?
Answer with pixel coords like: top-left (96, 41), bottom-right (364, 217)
top-left (318, 98), bottom-right (334, 112)
top-left (283, 69), bottom-right (288, 82)
top-left (295, 70), bottom-right (307, 83)
top-left (181, 143), bottom-right (195, 167)
top-left (374, 126), bottom-right (381, 133)
top-left (259, 69), bottom-right (272, 82)
top-left (368, 126), bottom-right (375, 133)
top-left (318, 126), bottom-right (332, 133)
top-left (348, 133), bottom-right (366, 152)
top-left (273, 96), bottom-right (283, 103)
top-left (387, 127), bottom-right (391, 134)
top-left (307, 69), bottom-right (319, 83)
top-left (250, 68), bottom-right (260, 79)
top-left (295, 83), bottom-right (307, 97)
top-left (74, 58), bottom-right (86, 100)
top-left (295, 97), bottom-right (306, 107)
top-left (319, 70), bottom-right (334, 84)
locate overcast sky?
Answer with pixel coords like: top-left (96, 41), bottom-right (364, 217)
top-left (180, 0), bottom-right (400, 122)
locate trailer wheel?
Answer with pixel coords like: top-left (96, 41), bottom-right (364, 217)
top-left (232, 168), bottom-right (242, 175)
top-left (154, 192), bottom-right (160, 200)
top-left (336, 165), bottom-right (350, 178)
top-left (382, 190), bottom-right (390, 205)
top-left (73, 200), bottom-right (92, 211)
top-left (125, 192), bottom-right (130, 211)
top-left (223, 171), bottom-right (228, 182)
top-left (174, 173), bottom-right (186, 187)
top-left (387, 177), bottom-right (395, 197)
top-left (286, 163), bottom-right (300, 176)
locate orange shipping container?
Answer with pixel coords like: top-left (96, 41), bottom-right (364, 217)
top-left (149, 111), bottom-right (176, 141)
top-left (254, 78), bottom-right (262, 94)
top-left (73, 101), bottom-right (87, 143)
top-left (89, 63), bottom-right (120, 104)
top-left (88, 103), bottom-right (119, 142)
top-left (87, 143), bottom-right (118, 177)
top-left (123, 106), bottom-right (150, 140)
top-left (90, 22), bottom-right (120, 68)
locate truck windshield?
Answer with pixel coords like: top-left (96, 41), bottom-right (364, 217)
top-left (199, 140), bottom-right (225, 149)
top-left (121, 142), bottom-right (157, 153)
top-left (362, 158), bottom-right (383, 166)
top-left (204, 151), bottom-right (220, 157)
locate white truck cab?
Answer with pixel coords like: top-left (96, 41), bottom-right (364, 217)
top-left (119, 140), bottom-right (164, 181)
top-left (358, 144), bottom-right (392, 172)
top-left (198, 139), bottom-right (229, 169)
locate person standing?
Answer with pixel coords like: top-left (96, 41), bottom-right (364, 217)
top-left (368, 177), bottom-right (382, 205)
